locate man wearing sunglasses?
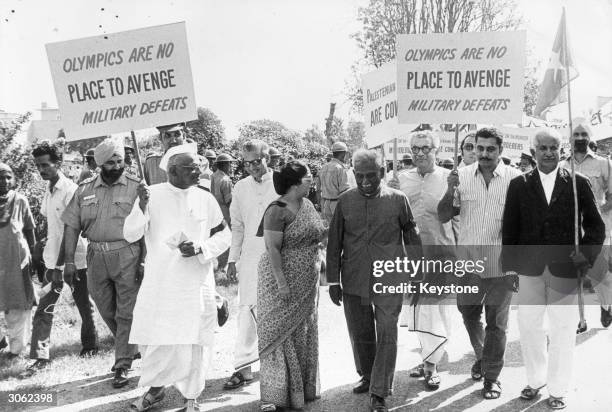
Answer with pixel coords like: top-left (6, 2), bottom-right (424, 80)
top-left (560, 119), bottom-right (612, 329)
top-left (458, 133), bottom-right (477, 168)
top-left (143, 124), bottom-right (187, 185)
top-left (223, 139), bottom-right (278, 390)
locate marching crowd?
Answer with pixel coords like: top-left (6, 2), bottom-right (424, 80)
top-left (0, 119), bottom-right (611, 412)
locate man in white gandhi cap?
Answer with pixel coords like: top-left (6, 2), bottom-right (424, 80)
top-left (124, 143), bottom-right (231, 412)
top-left (61, 137), bottom-right (144, 388)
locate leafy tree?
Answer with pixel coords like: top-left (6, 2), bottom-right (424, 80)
top-left (347, 0), bottom-right (535, 114)
top-left (186, 107), bottom-right (227, 154)
top-left (346, 120), bottom-right (366, 151)
top-left (328, 116), bottom-right (348, 144)
top-left (304, 124), bottom-right (325, 144)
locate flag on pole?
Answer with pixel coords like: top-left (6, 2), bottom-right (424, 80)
top-left (534, 9), bottom-right (579, 118)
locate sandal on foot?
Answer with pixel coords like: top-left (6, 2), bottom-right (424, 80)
top-left (482, 380), bottom-right (502, 400)
top-left (130, 389), bottom-right (165, 411)
top-left (409, 364), bottom-right (425, 378)
top-left (223, 371), bottom-right (252, 390)
top-left (260, 403), bottom-right (277, 412)
top-left (548, 396), bottom-right (566, 410)
top-left (424, 371), bottom-right (441, 390)
top-left (520, 385), bottom-right (543, 400)
top-left (471, 360), bottom-right (483, 381)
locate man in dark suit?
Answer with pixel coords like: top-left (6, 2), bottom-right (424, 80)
top-left (327, 149), bottom-right (421, 412)
top-left (502, 128), bottom-right (605, 410)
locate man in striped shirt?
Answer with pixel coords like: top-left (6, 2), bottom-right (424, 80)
top-left (438, 127), bottom-right (520, 400)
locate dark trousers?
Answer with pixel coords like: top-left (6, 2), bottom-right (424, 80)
top-left (30, 269), bottom-right (98, 360)
top-left (456, 273), bottom-right (513, 382)
top-left (343, 293), bottom-right (402, 398)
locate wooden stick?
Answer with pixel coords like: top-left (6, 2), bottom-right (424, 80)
top-left (130, 130), bottom-right (145, 181)
top-left (393, 138), bottom-right (398, 179)
top-left (453, 124), bottom-right (460, 171)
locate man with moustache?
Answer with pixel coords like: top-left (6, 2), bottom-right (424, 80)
top-left (143, 124), bottom-right (187, 185)
top-left (223, 140), bottom-right (279, 390)
top-left (20, 142), bottom-right (99, 378)
top-left (61, 138), bottom-right (142, 388)
top-left (327, 149), bottom-right (421, 412)
top-left (502, 129), bottom-right (604, 409)
top-left (438, 127), bottom-right (520, 400)
top-left (560, 119), bottom-right (612, 329)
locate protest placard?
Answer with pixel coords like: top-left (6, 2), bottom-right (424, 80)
top-left (396, 31), bottom-right (526, 125)
top-left (46, 22), bottom-right (196, 140)
top-left (362, 62), bottom-right (417, 148)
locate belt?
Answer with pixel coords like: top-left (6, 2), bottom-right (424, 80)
top-left (88, 239), bottom-right (131, 252)
top-left (323, 198), bottom-right (338, 201)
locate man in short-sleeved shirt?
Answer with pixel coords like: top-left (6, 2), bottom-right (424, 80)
top-left (437, 127), bottom-right (520, 400)
top-left (319, 141), bottom-right (353, 222)
top-left (211, 153), bottom-right (235, 270)
top-left (62, 138), bottom-right (142, 389)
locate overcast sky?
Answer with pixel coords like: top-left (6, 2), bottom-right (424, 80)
top-left (1, 0), bottom-right (610, 138)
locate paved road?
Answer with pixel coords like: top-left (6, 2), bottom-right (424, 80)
top-left (37, 289), bottom-right (612, 411)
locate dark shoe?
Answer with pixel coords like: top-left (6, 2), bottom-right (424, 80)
top-left (133, 352), bottom-right (142, 360)
top-left (424, 371), bottom-right (441, 390)
top-left (79, 347), bottom-right (99, 357)
top-left (18, 359), bottom-right (50, 379)
top-left (223, 371), bottom-right (252, 390)
top-left (130, 388), bottom-right (165, 411)
top-left (520, 385), bottom-right (543, 400)
top-left (601, 306), bottom-right (612, 328)
top-left (482, 380), bottom-right (502, 400)
top-left (409, 364), bottom-right (425, 378)
top-left (352, 377), bottom-right (370, 394)
top-left (113, 368), bottom-right (129, 388)
top-left (370, 394), bottom-right (387, 412)
top-left (548, 396), bottom-right (567, 410)
top-left (471, 359), bottom-right (483, 381)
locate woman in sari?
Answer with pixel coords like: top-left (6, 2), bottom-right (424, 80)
top-left (0, 163), bottom-right (36, 357)
top-left (257, 160), bottom-right (326, 411)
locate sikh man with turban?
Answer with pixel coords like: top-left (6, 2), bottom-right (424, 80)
top-left (61, 137), bottom-right (143, 388)
top-left (124, 143), bottom-right (231, 412)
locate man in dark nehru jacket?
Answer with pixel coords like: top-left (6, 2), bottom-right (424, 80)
top-left (61, 137), bottom-right (143, 388)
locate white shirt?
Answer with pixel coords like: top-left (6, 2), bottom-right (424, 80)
top-left (41, 172), bottom-right (87, 269)
top-left (454, 161), bottom-right (521, 277)
top-left (538, 166), bottom-right (559, 205)
top-left (124, 183), bottom-right (231, 345)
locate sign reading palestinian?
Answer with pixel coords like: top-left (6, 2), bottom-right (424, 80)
top-left (362, 62), bottom-right (418, 148)
top-left (396, 31), bottom-right (526, 125)
top-left (46, 22), bottom-right (197, 140)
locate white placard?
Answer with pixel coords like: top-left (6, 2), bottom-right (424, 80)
top-left (396, 31), bottom-right (526, 125)
top-left (46, 22), bottom-right (197, 140)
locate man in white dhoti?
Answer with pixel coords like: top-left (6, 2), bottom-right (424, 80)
top-left (223, 139), bottom-right (278, 390)
top-left (124, 143), bottom-right (231, 412)
top-left (390, 131), bottom-right (454, 390)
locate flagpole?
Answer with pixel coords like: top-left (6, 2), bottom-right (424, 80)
top-left (561, 7), bottom-right (586, 333)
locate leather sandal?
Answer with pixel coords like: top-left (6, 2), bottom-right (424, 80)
top-left (130, 389), bottom-right (165, 411)
top-left (520, 385), bottom-right (543, 400)
top-left (223, 371), bottom-right (252, 390)
top-left (471, 359), bottom-right (483, 381)
top-left (409, 364), bottom-right (425, 378)
top-left (424, 371), bottom-right (440, 390)
top-left (548, 396), bottom-right (567, 410)
top-left (482, 380), bottom-right (502, 400)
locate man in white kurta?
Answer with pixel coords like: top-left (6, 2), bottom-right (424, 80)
top-left (224, 139), bottom-right (279, 389)
top-left (124, 144), bottom-right (231, 411)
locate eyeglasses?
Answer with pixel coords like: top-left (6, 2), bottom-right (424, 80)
top-left (411, 146), bottom-right (432, 154)
top-left (463, 143), bottom-right (474, 151)
top-left (573, 132), bottom-right (589, 138)
top-left (177, 164), bottom-right (202, 172)
top-left (243, 158), bottom-right (263, 167)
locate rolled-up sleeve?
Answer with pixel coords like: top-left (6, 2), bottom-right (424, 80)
top-left (61, 190), bottom-right (81, 230)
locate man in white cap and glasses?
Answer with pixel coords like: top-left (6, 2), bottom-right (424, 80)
top-left (61, 137), bottom-right (143, 388)
top-left (124, 143), bottom-right (231, 412)
top-left (319, 141), bottom-right (352, 223)
top-left (561, 118), bottom-right (612, 329)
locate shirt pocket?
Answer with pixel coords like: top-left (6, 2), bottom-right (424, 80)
top-left (112, 196), bottom-right (134, 216)
top-left (81, 198), bottom-right (99, 220)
